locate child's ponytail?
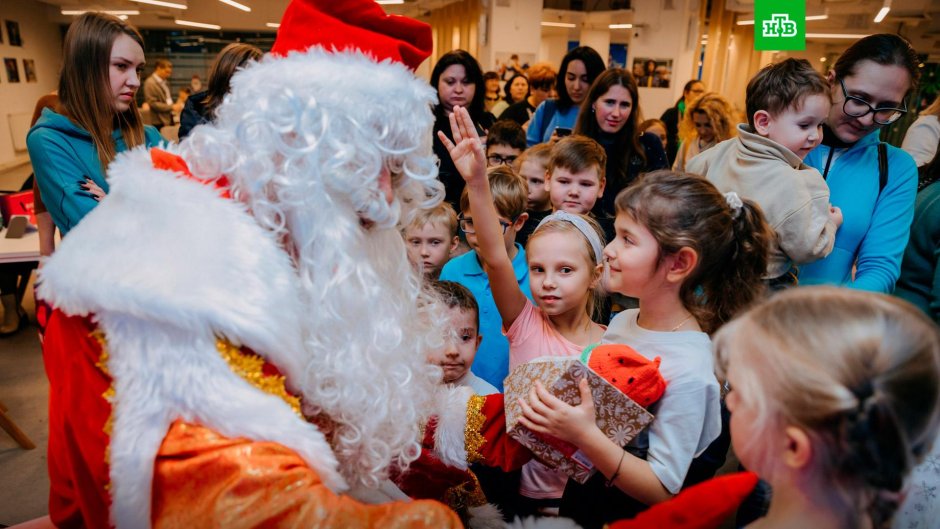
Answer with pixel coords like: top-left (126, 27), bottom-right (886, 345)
top-left (700, 195), bottom-right (773, 332)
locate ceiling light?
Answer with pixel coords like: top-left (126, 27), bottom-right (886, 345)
top-left (820, 57), bottom-right (827, 62)
top-left (219, 0), bottom-right (250, 12)
top-left (874, 0), bottom-right (891, 23)
top-left (737, 13), bottom-right (828, 25)
top-left (541, 22), bottom-right (576, 28)
top-left (61, 9), bottom-right (140, 15)
top-left (265, 23), bottom-right (280, 28)
top-left (130, 0), bottom-right (187, 9)
top-left (608, 24), bottom-right (633, 29)
top-left (375, 0), bottom-right (404, 4)
top-left (175, 19), bottom-right (221, 30)
top-left (807, 33), bottom-right (872, 39)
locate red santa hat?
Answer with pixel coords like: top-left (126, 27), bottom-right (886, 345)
top-left (270, 0), bottom-right (432, 71)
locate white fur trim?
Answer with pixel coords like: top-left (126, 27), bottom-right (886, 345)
top-left (467, 504), bottom-right (506, 529)
top-left (432, 385), bottom-right (475, 470)
top-left (39, 146), bottom-right (347, 528)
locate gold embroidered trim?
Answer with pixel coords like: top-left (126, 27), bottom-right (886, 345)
top-left (443, 470), bottom-right (488, 510)
top-left (465, 394), bottom-right (487, 465)
top-left (90, 330), bottom-right (114, 473)
top-left (215, 338), bottom-right (303, 418)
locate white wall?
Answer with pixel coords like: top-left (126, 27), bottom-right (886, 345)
top-left (630, 0), bottom-right (701, 120)
top-left (0, 0), bottom-right (62, 169)
top-left (482, 0), bottom-right (542, 71)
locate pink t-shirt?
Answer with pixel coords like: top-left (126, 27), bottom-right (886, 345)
top-left (506, 300), bottom-right (599, 369)
top-left (506, 300), bottom-right (605, 499)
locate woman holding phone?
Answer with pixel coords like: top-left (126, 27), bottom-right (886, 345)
top-left (526, 46), bottom-right (606, 146)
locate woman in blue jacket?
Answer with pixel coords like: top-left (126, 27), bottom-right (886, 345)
top-left (800, 34), bottom-right (920, 293)
top-left (526, 46), bottom-right (606, 147)
top-left (27, 12), bottom-right (162, 236)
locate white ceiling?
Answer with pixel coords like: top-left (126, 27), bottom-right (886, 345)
top-left (27, 0), bottom-right (940, 58)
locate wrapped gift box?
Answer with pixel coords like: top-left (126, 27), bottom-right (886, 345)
top-left (503, 357), bottom-right (654, 483)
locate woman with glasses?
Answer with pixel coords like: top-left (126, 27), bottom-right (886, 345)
top-left (500, 62), bottom-right (557, 127)
top-left (799, 34), bottom-right (920, 293)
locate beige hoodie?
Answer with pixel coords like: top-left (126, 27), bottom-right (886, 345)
top-left (685, 124), bottom-right (837, 278)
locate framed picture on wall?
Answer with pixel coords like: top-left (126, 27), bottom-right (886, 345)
top-left (6, 20), bottom-right (22, 47)
top-left (23, 59), bottom-right (36, 82)
top-left (5, 57), bottom-right (20, 83)
top-left (632, 57), bottom-right (673, 89)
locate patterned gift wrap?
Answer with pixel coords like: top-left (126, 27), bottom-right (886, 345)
top-left (503, 357), bottom-right (654, 483)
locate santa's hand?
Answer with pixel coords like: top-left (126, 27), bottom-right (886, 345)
top-left (436, 106), bottom-right (486, 185)
top-left (517, 379), bottom-right (596, 446)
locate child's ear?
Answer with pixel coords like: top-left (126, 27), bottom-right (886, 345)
top-left (752, 110), bottom-right (772, 135)
top-left (449, 235), bottom-right (459, 254)
top-left (544, 172), bottom-right (552, 192)
top-left (782, 426), bottom-right (813, 470)
top-left (514, 211), bottom-right (529, 231)
top-left (665, 246), bottom-right (698, 283)
top-left (597, 176), bottom-right (606, 198)
top-left (475, 334), bottom-right (483, 348)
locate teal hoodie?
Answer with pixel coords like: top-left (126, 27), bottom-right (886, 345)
top-left (26, 108), bottom-right (163, 235)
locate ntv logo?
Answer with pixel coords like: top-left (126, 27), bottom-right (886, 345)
top-left (762, 14), bottom-right (798, 37)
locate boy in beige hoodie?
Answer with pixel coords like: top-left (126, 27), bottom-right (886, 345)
top-left (686, 58), bottom-right (842, 287)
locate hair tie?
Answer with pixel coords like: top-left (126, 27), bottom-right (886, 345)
top-left (724, 191), bottom-right (743, 218)
top-left (535, 210), bottom-right (604, 264)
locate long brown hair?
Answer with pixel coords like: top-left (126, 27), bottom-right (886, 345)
top-left (58, 12), bottom-right (146, 171)
top-left (575, 68), bottom-right (645, 186)
top-left (615, 171), bottom-right (773, 333)
top-left (203, 43), bottom-right (263, 119)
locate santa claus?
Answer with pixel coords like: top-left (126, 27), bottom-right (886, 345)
top-left (37, 1), bottom-right (526, 527)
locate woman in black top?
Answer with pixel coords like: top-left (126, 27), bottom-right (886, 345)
top-left (431, 50), bottom-right (495, 209)
top-left (574, 68), bottom-right (668, 218)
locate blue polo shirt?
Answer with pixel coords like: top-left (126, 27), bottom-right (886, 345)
top-left (439, 243), bottom-right (532, 392)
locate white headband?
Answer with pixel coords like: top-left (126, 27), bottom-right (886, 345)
top-left (535, 210), bottom-right (604, 264)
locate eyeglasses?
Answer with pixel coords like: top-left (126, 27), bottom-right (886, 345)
top-left (838, 78), bottom-right (907, 125)
top-left (487, 154), bottom-right (518, 166)
top-left (457, 214), bottom-right (513, 235)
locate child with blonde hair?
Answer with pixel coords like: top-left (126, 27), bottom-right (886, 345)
top-left (715, 287), bottom-right (940, 529)
top-left (518, 170), bottom-right (773, 528)
top-left (440, 106), bottom-right (608, 515)
top-left (403, 202), bottom-right (459, 279)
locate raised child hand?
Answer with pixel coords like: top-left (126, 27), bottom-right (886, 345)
top-left (518, 378), bottom-right (597, 447)
top-left (436, 106), bottom-right (486, 185)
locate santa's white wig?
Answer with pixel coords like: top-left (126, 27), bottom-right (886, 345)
top-left (181, 46), bottom-right (448, 488)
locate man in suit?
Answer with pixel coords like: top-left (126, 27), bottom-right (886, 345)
top-left (143, 58), bottom-right (181, 129)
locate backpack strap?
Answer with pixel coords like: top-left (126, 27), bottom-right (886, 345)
top-left (877, 142), bottom-right (888, 197)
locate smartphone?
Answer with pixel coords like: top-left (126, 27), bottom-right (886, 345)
top-left (554, 127), bottom-right (572, 137)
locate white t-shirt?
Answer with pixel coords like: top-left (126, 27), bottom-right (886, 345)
top-left (452, 371), bottom-right (499, 396)
top-left (602, 309), bottom-right (721, 494)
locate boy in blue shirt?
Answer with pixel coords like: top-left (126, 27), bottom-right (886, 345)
top-left (440, 166), bottom-right (531, 391)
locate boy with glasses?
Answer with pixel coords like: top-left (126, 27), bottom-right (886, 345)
top-left (440, 166), bottom-right (530, 391)
top-left (687, 58), bottom-right (842, 288)
top-left (485, 120), bottom-right (526, 167)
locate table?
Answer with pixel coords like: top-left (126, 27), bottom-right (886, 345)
top-left (0, 227), bottom-right (40, 264)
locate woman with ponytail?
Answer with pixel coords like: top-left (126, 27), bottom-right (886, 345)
top-left (26, 12), bottom-right (163, 235)
top-left (519, 171), bottom-right (772, 528)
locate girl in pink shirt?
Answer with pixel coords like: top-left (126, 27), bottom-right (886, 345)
top-left (440, 106), bottom-right (607, 514)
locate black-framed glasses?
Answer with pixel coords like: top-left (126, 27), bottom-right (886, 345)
top-left (457, 214), bottom-right (513, 234)
top-left (838, 78), bottom-right (907, 125)
top-left (487, 154), bottom-right (518, 166)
